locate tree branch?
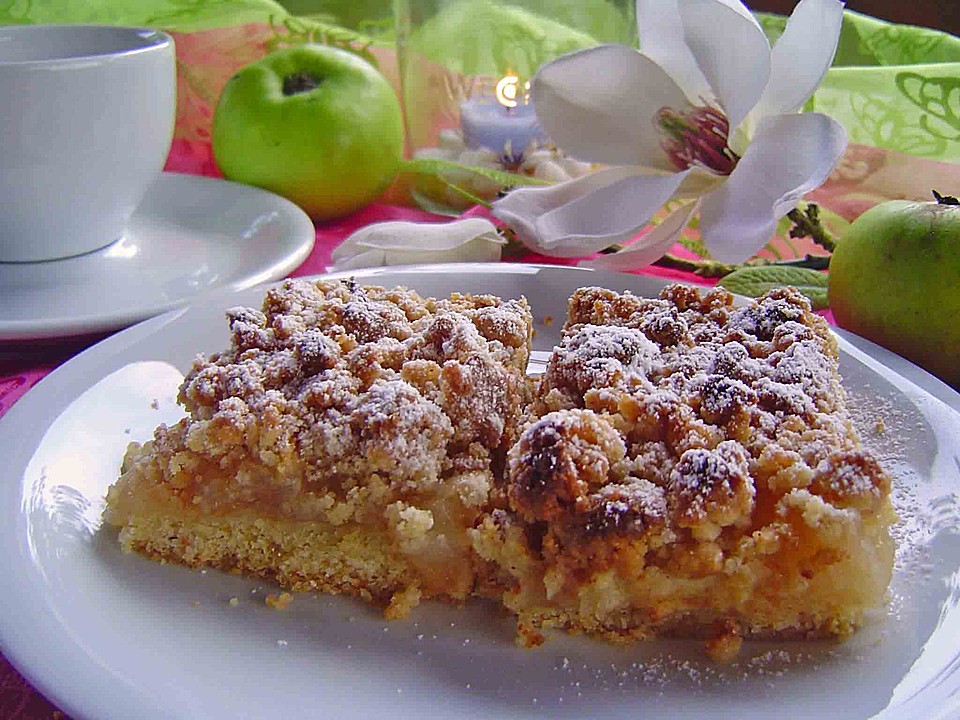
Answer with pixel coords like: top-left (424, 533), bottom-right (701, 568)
top-left (653, 253), bottom-right (737, 278)
top-left (786, 203), bottom-right (836, 252)
top-left (652, 252), bottom-right (830, 278)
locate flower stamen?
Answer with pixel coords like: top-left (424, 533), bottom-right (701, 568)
top-left (655, 105), bottom-right (740, 175)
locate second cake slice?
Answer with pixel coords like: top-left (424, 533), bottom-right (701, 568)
top-left (471, 284), bottom-right (896, 657)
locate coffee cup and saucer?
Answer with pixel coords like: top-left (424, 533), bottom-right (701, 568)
top-left (0, 25), bottom-right (315, 341)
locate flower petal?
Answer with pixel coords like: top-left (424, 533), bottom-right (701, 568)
top-left (332, 219), bottom-right (500, 261)
top-left (380, 235), bottom-right (505, 266)
top-left (699, 112), bottom-right (847, 264)
top-left (677, 0), bottom-right (771, 129)
top-left (330, 248), bottom-right (386, 271)
top-left (636, 0), bottom-right (712, 102)
top-left (492, 166), bottom-right (641, 247)
top-left (753, 0), bottom-right (845, 118)
top-left (673, 166), bottom-right (726, 200)
top-left (531, 44), bottom-right (690, 169)
top-left (492, 166), bottom-right (689, 257)
top-left (581, 201), bottom-right (699, 271)
top-left (330, 218), bottom-right (505, 270)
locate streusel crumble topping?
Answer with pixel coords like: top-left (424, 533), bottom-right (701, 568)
top-left (145, 278), bottom-right (534, 517)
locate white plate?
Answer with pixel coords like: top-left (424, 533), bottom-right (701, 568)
top-left (0, 172), bottom-right (315, 341)
top-left (1, 264), bottom-right (958, 720)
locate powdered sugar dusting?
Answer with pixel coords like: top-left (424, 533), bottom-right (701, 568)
top-left (526, 284), bottom-right (881, 540)
top-left (165, 278), bottom-right (533, 511)
top-left (669, 441), bottom-right (754, 530)
top-left (547, 324), bottom-right (660, 396)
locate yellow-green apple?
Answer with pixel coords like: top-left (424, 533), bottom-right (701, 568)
top-left (829, 193), bottom-right (960, 386)
top-left (213, 45), bottom-right (404, 221)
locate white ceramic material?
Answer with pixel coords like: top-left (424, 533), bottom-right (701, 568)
top-left (0, 24), bottom-right (175, 262)
top-left (0, 173), bottom-right (316, 340)
top-left (0, 264), bottom-right (958, 720)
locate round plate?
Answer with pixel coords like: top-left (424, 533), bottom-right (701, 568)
top-left (0, 264), bottom-right (958, 720)
top-left (0, 172), bottom-right (315, 341)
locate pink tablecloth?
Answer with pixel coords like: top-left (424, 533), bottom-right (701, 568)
top-left (0, 140), bottom-right (808, 718)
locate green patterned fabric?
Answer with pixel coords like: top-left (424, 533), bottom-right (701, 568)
top-left (758, 10), bottom-right (960, 161)
top-left (2, 2), bottom-right (956, 161)
top-left (814, 64), bottom-right (959, 159)
top-left (0, 0), bottom-right (379, 65)
top-left (0, 0), bottom-right (291, 32)
top-left (409, 1), bottom-right (601, 78)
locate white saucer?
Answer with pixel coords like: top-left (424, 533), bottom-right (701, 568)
top-left (0, 172), bottom-right (315, 341)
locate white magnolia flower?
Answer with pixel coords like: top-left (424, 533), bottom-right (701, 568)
top-left (330, 218), bottom-right (506, 270)
top-left (491, 0), bottom-right (848, 269)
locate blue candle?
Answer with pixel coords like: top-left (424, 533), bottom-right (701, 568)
top-left (460, 98), bottom-right (548, 158)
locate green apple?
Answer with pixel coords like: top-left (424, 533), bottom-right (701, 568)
top-left (213, 44), bottom-right (404, 221)
top-left (829, 194), bottom-right (960, 386)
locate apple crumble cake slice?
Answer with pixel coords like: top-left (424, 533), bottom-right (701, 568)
top-left (105, 278), bottom-right (532, 616)
top-left (471, 284), bottom-right (895, 656)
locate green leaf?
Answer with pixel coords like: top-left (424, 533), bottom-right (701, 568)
top-left (718, 266), bottom-right (830, 310)
top-left (399, 157), bottom-right (551, 188)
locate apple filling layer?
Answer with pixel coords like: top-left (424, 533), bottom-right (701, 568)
top-left (105, 280), bottom-right (895, 656)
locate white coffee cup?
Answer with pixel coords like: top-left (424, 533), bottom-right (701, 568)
top-left (0, 25), bottom-right (176, 263)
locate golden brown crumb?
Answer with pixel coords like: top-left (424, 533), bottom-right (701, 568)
top-left (265, 592), bottom-right (293, 610)
top-left (385, 585), bottom-right (422, 620)
top-left (507, 409), bottom-right (626, 523)
top-left (516, 620), bottom-right (546, 648)
top-left (705, 623), bottom-right (742, 663)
